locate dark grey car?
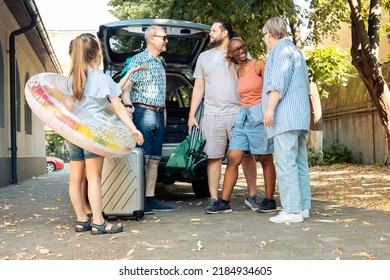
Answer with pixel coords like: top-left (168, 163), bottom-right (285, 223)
top-left (98, 19), bottom-right (210, 198)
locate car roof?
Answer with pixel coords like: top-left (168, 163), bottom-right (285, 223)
top-left (98, 18), bottom-right (210, 73)
top-left (100, 18), bottom-right (210, 30)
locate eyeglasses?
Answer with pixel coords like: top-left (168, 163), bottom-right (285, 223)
top-left (154, 35), bottom-right (168, 41)
top-left (262, 31), bottom-right (268, 40)
top-left (230, 44), bottom-right (247, 54)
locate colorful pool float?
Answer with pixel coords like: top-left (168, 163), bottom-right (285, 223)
top-left (25, 73), bottom-right (136, 157)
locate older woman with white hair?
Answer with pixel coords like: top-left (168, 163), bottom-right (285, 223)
top-left (261, 17), bottom-right (311, 223)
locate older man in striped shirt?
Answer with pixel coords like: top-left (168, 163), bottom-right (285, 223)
top-left (261, 17), bottom-right (311, 223)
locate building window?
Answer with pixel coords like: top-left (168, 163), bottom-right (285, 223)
top-left (25, 73), bottom-right (32, 134)
top-left (0, 42), bottom-right (4, 128)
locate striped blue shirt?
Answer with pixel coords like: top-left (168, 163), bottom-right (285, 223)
top-left (128, 49), bottom-right (166, 107)
top-left (262, 37), bottom-right (310, 138)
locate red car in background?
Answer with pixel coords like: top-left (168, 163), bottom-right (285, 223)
top-left (46, 156), bottom-right (64, 172)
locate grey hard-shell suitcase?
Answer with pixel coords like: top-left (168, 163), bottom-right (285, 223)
top-left (101, 147), bottom-right (145, 220)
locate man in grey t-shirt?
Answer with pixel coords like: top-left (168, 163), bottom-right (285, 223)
top-left (188, 19), bottom-right (257, 214)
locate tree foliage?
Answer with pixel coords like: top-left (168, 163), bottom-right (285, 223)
top-left (306, 0), bottom-right (351, 44)
top-left (45, 130), bottom-right (68, 160)
top-left (107, 0), bottom-right (390, 164)
top-left (108, 0), bottom-right (361, 91)
top-left (306, 46), bottom-right (354, 96)
top-left (108, 0), bottom-right (298, 58)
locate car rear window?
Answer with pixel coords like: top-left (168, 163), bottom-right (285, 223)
top-left (110, 35), bottom-right (199, 57)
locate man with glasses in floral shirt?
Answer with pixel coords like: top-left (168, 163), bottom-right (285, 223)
top-left (121, 25), bottom-right (173, 214)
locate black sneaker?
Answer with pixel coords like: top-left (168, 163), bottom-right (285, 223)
top-left (256, 198), bottom-right (277, 213)
top-left (143, 204), bottom-right (154, 215)
top-left (205, 199), bottom-right (232, 214)
top-left (244, 195), bottom-right (262, 211)
top-left (146, 197), bottom-right (173, 212)
top-left (205, 199), bottom-right (219, 214)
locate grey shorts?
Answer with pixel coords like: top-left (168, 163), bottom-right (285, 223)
top-left (68, 142), bottom-right (100, 161)
top-left (200, 113), bottom-right (236, 159)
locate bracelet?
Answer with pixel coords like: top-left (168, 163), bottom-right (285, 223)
top-left (124, 104), bottom-right (133, 109)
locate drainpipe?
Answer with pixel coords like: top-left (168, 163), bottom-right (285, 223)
top-left (9, 0), bottom-right (37, 184)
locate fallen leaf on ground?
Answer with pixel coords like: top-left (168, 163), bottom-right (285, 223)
top-left (259, 241), bottom-right (267, 249)
top-left (16, 253), bottom-right (26, 258)
top-left (0, 204), bottom-right (13, 210)
top-left (55, 224), bottom-right (70, 230)
top-left (336, 218), bottom-right (357, 223)
top-left (39, 248), bottom-right (51, 254)
top-left (332, 247), bottom-right (344, 255)
top-left (321, 213), bottom-right (332, 217)
top-left (314, 220), bottom-right (337, 223)
top-left (353, 252), bottom-right (375, 259)
top-left (43, 207), bottom-right (59, 211)
top-left (192, 241), bottom-right (203, 251)
top-left (127, 249), bottom-right (135, 256)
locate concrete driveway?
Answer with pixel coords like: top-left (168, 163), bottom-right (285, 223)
top-left (0, 163), bottom-right (389, 261)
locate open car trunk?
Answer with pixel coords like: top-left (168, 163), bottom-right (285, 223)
top-left (98, 19), bottom-right (211, 198)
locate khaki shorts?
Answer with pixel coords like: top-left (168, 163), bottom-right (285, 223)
top-left (200, 114), bottom-right (236, 159)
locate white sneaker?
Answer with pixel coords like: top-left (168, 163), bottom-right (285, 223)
top-left (269, 210), bottom-right (304, 223)
top-left (302, 209), bottom-right (310, 219)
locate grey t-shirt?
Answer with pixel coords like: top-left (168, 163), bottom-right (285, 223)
top-left (193, 48), bottom-right (240, 115)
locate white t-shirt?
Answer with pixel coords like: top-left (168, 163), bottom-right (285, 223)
top-left (193, 48), bottom-right (241, 115)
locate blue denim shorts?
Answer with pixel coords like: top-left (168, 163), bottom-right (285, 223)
top-left (132, 106), bottom-right (164, 160)
top-left (68, 142), bottom-right (100, 161)
top-left (229, 107), bottom-right (274, 155)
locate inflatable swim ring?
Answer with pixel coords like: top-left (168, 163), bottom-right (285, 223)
top-left (25, 73), bottom-right (136, 157)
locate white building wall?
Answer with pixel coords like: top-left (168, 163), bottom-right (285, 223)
top-left (0, 2), bottom-right (49, 187)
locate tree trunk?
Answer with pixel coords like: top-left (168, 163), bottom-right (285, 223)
top-left (348, 0), bottom-right (390, 165)
top-left (308, 81), bottom-right (324, 164)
